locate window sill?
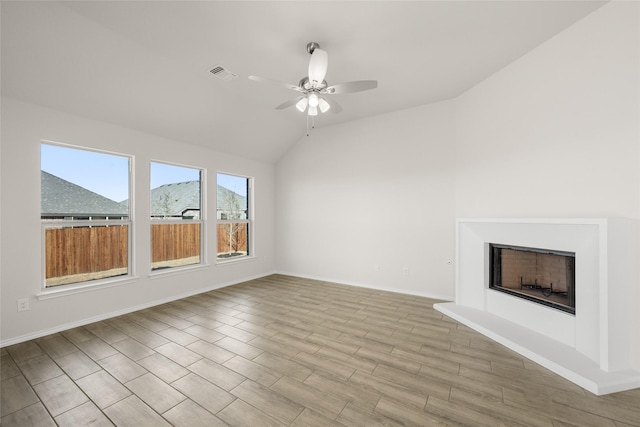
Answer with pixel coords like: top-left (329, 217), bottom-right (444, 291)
top-left (37, 275), bottom-right (139, 300)
top-left (216, 255), bottom-right (256, 266)
top-left (148, 263), bottom-right (210, 279)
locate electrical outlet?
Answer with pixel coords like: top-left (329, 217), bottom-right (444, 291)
top-left (402, 266), bottom-right (410, 276)
top-left (17, 298), bottom-right (30, 312)
top-left (373, 264), bottom-right (380, 273)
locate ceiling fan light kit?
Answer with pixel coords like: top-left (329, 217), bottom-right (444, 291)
top-left (295, 97), bottom-right (308, 112)
top-left (318, 97), bottom-right (331, 113)
top-left (307, 93), bottom-right (319, 108)
top-left (249, 42), bottom-right (378, 134)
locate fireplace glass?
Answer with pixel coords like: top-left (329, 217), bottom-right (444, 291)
top-left (489, 244), bottom-right (575, 314)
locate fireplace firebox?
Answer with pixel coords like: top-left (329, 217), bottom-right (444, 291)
top-left (489, 244), bottom-right (575, 314)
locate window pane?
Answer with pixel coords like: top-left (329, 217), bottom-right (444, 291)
top-left (41, 143), bottom-right (130, 288)
top-left (151, 162), bottom-right (201, 219)
top-left (41, 144), bottom-right (129, 220)
top-left (151, 223), bottom-right (201, 270)
top-left (217, 173), bottom-right (249, 260)
top-left (44, 224), bottom-right (128, 287)
top-left (217, 174), bottom-right (248, 221)
top-left (217, 222), bottom-right (248, 259)
top-left (151, 162), bottom-right (202, 270)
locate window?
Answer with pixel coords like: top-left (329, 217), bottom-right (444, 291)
top-left (41, 142), bottom-right (131, 288)
top-left (150, 162), bottom-right (203, 271)
top-left (217, 173), bottom-right (250, 260)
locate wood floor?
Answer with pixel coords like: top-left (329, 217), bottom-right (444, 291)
top-left (2, 274), bottom-right (639, 426)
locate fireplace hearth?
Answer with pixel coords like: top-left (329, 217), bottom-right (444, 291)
top-left (489, 244), bottom-right (575, 314)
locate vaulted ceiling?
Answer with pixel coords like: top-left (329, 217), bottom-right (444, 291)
top-left (1, 1), bottom-right (606, 163)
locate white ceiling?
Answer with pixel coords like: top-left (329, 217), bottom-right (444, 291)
top-left (1, 1), bottom-right (606, 163)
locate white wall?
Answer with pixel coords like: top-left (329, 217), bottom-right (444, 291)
top-left (0, 97), bottom-right (276, 345)
top-left (455, 1), bottom-right (639, 219)
top-left (455, 1), bottom-right (640, 371)
top-left (276, 101), bottom-right (457, 299)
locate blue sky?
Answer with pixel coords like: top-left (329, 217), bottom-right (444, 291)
top-left (42, 144), bottom-right (247, 202)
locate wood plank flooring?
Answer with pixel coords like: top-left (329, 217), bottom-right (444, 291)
top-left (2, 274), bottom-right (639, 426)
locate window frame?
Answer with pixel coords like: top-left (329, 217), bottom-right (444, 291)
top-left (149, 160), bottom-right (207, 275)
top-left (216, 172), bottom-right (253, 263)
top-left (39, 141), bottom-right (134, 295)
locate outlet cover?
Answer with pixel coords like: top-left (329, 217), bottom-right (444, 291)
top-left (17, 298), bottom-right (29, 312)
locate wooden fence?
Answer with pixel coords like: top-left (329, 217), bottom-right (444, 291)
top-left (217, 223), bottom-right (248, 255)
top-left (45, 222), bottom-right (247, 279)
top-left (151, 223), bottom-right (201, 263)
top-left (45, 225), bottom-right (128, 279)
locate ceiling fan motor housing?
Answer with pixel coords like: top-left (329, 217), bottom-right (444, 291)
top-left (298, 76), bottom-right (327, 92)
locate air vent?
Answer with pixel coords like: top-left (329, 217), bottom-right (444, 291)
top-left (209, 65), bottom-right (238, 82)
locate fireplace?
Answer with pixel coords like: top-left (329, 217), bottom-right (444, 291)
top-left (434, 218), bottom-right (640, 395)
top-left (489, 244), bottom-right (575, 314)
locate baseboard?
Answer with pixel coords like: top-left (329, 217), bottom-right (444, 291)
top-left (275, 270), bottom-right (454, 302)
top-left (0, 271), bottom-right (276, 348)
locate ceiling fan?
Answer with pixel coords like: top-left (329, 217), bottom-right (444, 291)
top-left (249, 42), bottom-right (378, 117)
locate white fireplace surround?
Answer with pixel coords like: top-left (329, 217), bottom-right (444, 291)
top-left (434, 218), bottom-right (640, 395)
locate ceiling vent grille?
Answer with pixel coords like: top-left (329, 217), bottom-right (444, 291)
top-left (209, 65), bottom-right (238, 82)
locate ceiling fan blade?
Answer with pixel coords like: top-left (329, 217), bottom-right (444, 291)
top-left (248, 75), bottom-right (303, 92)
top-left (275, 97), bottom-right (303, 110)
top-left (308, 48), bottom-right (328, 87)
top-left (324, 80), bottom-right (378, 94)
top-left (321, 97), bottom-right (343, 114)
